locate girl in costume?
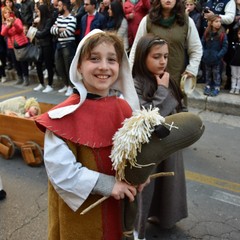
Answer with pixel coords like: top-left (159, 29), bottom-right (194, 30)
top-left (35, 30), bottom-right (148, 240)
top-left (132, 34), bottom-right (187, 239)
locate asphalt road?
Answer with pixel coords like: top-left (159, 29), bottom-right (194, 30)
top-left (0, 81), bottom-right (240, 240)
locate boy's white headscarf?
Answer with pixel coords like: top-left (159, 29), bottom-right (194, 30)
top-left (49, 29), bottom-right (140, 119)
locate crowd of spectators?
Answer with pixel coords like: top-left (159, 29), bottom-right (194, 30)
top-left (0, 0), bottom-right (239, 95)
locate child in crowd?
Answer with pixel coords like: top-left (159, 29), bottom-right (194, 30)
top-left (35, 30), bottom-right (149, 240)
top-left (132, 34), bottom-right (186, 240)
top-left (184, 0), bottom-right (201, 34)
top-left (0, 174), bottom-right (6, 201)
top-left (201, 15), bottom-right (228, 96)
top-left (229, 27), bottom-right (240, 94)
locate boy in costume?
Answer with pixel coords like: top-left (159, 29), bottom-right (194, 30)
top-left (35, 30), bottom-right (145, 240)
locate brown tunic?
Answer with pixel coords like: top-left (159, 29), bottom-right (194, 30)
top-left (146, 15), bottom-right (189, 85)
top-left (36, 94), bottom-right (133, 240)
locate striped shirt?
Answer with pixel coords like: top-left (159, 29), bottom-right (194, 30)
top-left (50, 14), bottom-right (76, 44)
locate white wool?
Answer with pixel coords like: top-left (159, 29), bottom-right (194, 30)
top-left (110, 107), bottom-right (165, 180)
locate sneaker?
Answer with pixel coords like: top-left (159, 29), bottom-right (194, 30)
top-left (229, 88), bottom-right (235, 94)
top-left (42, 85), bottom-right (53, 93)
top-left (210, 88), bottom-right (220, 97)
top-left (58, 85), bottom-right (68, 93)
top-left (34, 84), bottom-right (44, 91)
top-left (235, 89), bottom-right (240, 95)
top-left (1, 76), bottom-right (7, 83)
top-left (203, 86), bottom-right (211, 96)
top-left (65, 86), bottom-right (73, 96)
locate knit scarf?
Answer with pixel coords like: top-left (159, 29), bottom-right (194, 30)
top-left (159, 14), bottom-right (176, 27)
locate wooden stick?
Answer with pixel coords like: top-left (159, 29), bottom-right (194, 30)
top-left (80, 171), bottom-right (174, 215)
top-left (150, 172), bottom-right (174, 179)
top-left (80, 196), bottom-right (108, 215)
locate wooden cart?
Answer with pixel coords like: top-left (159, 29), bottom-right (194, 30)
top-left (0, 102), bottom-right (55, 167)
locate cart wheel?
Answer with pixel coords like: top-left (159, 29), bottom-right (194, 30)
top-left (21, 141), bottom-right (43, 167)
top-left (0, 135), bottom-right (15, 159)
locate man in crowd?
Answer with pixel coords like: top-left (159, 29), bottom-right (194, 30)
top-left (79, 0), bottom-right (106, 40)
top-left (50, 0), bottom-right (76, 96)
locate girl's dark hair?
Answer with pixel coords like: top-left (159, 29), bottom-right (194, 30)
top-left (109, 0), bottom-right (125, 30)
top-left (37, 4), bottom-right (50, 29)
top-left (132, 34), bottom-right (183, 109)
top-left (149, 0), bottom-right (185, 26)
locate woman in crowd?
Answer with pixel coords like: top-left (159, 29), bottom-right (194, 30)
top-left (107, 0), bottom-right (129, 50)
top-left (1, 6), bottom-right (29, 86)
top-left (129, 0), bottom-right (202, 90)
top-left (33, 4), bottom-right (55, 93)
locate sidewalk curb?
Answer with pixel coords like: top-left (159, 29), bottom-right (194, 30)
top-left (188, 84), bottom-right (240, 117)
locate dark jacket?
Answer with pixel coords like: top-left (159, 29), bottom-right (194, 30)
top-left (230, 41), bottom-right (240, 66)
top-left (201, 31), bottom-right (228, 65)
top-left (20, 0), bottom-right (34, 26)
top-left (201, 0), bottom-right (232, 29)
top-left (189, 9), bottom-right (201, 34)
top-left (35, 18), bottom-right (53, 47)
top-left (80, 12), bottom-right (106, 40)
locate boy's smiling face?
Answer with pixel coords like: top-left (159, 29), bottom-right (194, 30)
top-left (78, 42), bottom-right (120, 97)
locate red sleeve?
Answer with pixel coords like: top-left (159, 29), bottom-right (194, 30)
top-left (12, 18), bottom-right (24, 34)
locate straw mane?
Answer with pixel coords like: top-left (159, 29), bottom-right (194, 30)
top-left (110, 107), bottom-right (165, 180)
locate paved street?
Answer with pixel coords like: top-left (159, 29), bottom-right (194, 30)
top-left (0, 80), bottom-right (240, 240)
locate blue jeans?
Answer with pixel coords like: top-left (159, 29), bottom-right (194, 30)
top-left (204, 63), bottom-right (221, 88)
top-left (55, 42), bottom-right (76, 86)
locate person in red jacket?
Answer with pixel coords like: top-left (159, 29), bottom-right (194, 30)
top-left (123, 0), bottom-right (151, 47)
top-left (1, 6), bottom-right (29, 86)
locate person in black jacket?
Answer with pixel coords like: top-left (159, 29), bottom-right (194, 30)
top-left (20, 0), bottom-right (34, 27)
top-left (33, 4), bottom-right (55, 93)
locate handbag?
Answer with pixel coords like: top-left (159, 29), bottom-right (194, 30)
top-left (14, 43), bottom-right (41, 62)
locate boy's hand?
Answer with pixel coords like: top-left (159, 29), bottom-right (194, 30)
top-left (111, 180), bottom-right (137, 202)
